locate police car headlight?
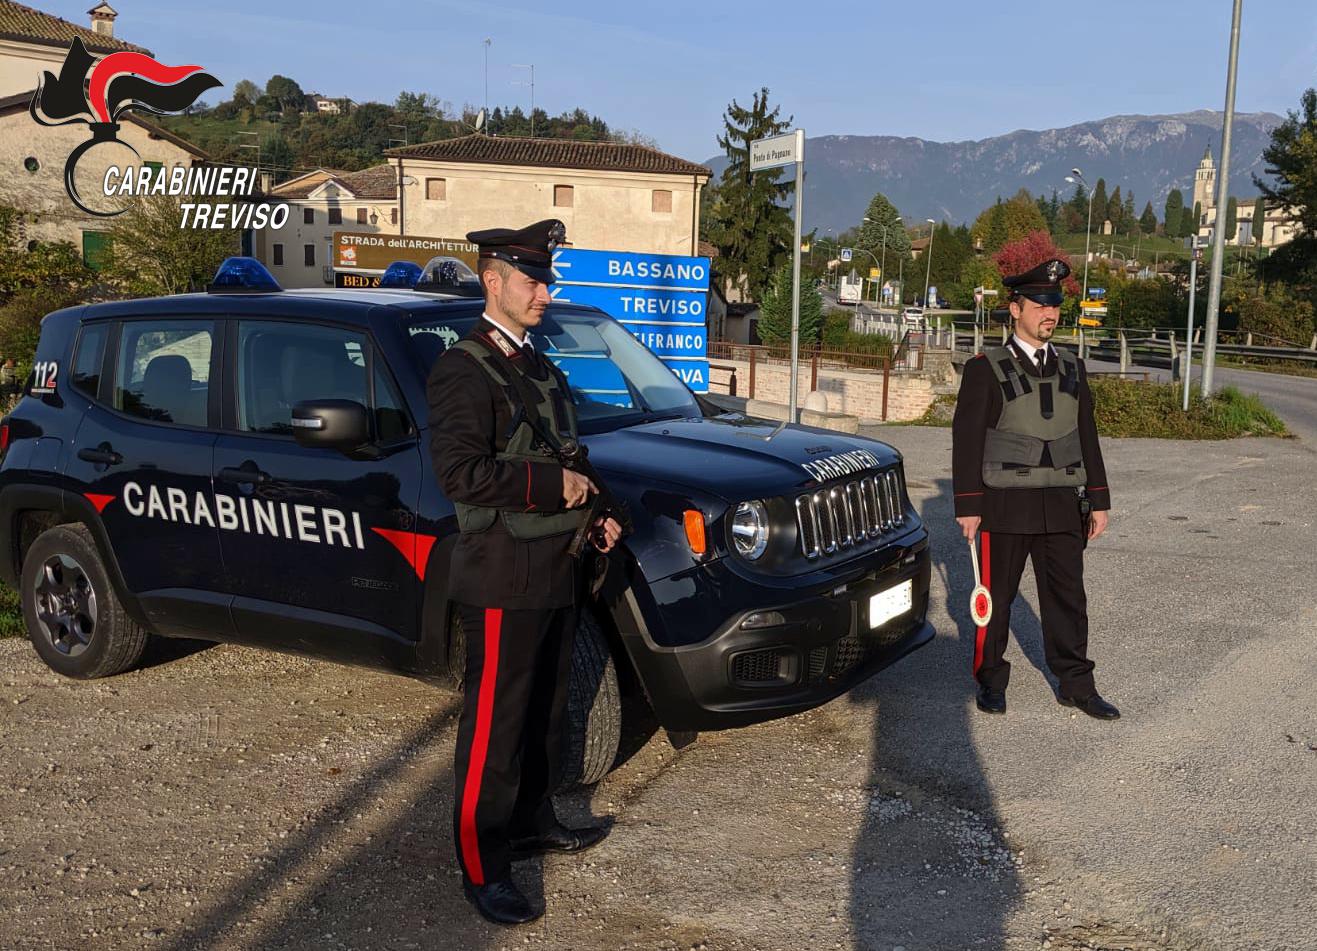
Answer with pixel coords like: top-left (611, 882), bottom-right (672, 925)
top-left (731, 500), bottom-right (770, 560)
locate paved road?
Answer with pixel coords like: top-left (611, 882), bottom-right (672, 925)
top-left (1, 430), bottom-right (1313, 950)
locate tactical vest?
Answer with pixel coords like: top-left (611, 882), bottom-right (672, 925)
top-left (449, 337), bottom-right (590, 540)
top-left (980, 345), bottom-right (1087, 489)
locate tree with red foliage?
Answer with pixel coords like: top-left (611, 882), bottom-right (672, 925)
top-left (992, 230), bottom-right (1081, 297)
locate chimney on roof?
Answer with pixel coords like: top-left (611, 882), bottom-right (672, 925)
top-left (88, 3), bottom-right (118, 38)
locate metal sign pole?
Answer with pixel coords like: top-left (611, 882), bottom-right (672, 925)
top-left (1202, 0), bottom-right (1243, 397)
top-left (1183, 247), bottom-right (1199, 411)
top-left (788, 129), bottom-right (805, 424)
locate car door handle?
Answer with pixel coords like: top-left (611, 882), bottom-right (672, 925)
top-left (217, 465), bottom-right (270, 486)
top-left (77, 445), bottom-right (122, 466)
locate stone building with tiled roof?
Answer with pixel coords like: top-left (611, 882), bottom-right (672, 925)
top-left (382, 133), bottom-right (710, 262)
top-left (0, 1), bottom-right (148, 96)
top-left (252, 164), bottom-right (401, 288)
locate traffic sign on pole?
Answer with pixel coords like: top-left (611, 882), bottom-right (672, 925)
top-left (840, 248), bottom-right (853, 263)
top-left (751, 128), bottom-right (806, 422)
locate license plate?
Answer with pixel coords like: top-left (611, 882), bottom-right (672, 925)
top-left (869, 580), bottom-right (913, 629)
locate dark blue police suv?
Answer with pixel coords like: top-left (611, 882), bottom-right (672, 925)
top-left (0, 258), bottom-right (933, 784)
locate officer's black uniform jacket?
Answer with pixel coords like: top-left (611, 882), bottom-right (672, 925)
top-left (951, 338), bottom-right (1111, 534)
top-left (427, 322), bottom-right (577, 609)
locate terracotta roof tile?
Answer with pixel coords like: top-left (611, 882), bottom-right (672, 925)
top-left (386, 134), bottom-right (709, 178)
top-left (271, 164), bottom-right (396, 200)
top-left (0, 0), bottom-right (149, 54)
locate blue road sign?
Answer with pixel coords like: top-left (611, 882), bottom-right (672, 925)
top-left (552, 247), bottom-right (711, 392)
top-left (552, 248), bottom-right (711, 290)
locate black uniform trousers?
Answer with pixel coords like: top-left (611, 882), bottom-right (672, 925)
top-left (452, 602), bottom-right (577, 886)
top-left (973, 528), bottom-right (1096, 699)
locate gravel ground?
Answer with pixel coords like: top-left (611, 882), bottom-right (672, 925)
top-left (1, 428), bottom-right (1313, 951)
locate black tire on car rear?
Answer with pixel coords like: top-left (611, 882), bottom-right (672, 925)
top-left (21, 523), bottom-right (149, 679)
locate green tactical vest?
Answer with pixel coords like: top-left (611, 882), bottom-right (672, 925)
top-left (980, 344), bottom-right (1087, 490)
top-left (449, 337), bottom-right (590, 541)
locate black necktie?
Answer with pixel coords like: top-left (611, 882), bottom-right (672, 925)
top-left (1035, 350), bottom-right (1047, 375)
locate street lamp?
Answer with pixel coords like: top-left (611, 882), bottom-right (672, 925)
top-left (922, 218), bottom-right (936, 309)
top-left (863, 216), bottom-right (888, 305)
top-left (1065, 168), bottom-right (1095, 300)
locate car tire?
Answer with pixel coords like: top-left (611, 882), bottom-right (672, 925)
top-left (21, 523), bottom-right (149, 679)
top-left (448, 605), bottom-right (621, 788)
top-left (560, 610), bottom-right (622, 788)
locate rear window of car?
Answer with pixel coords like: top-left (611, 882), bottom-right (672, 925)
top-left (114, 321), bottom-right (214, 428)
top-left (71, 323), bottom-right (109, 399)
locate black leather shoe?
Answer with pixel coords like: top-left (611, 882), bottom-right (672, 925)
top-left (510, 821), bottom-right (610, 857)
top-left (1059, 693), bottom-right (1121, 720)
top-left (975, 687), bottom-right (1007, 714)
top-left (462, 878), bottom-right (540, 926)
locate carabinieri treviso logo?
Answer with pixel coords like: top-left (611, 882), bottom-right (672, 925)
top-left (29, 38), bottom-right (287, 229)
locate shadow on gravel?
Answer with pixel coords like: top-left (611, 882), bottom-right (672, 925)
top-left (161, 709), bottom-right (504, 951)
top-left (136, 635), bottom-right (215, 672)
top-left (846, 477), bottom-right (1025, 949)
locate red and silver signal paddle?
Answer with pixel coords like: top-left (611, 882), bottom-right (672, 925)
top-left (968, 536), bottom-right (993, 626)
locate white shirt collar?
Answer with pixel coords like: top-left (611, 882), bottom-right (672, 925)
top-left (482, 313), bottom-right (530, 349)
top-left (1010, 335), bottom-right (1052, 363)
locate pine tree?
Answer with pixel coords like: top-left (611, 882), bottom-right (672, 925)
top-left (757, 263), bottom-right (823, 346)
top-left (1224, 196), bottom-right (1238, 240)
top-left (1251, 196), bottom-right (1266, 245)
top-left (855, 192), bottom-right (911, 269)
top-left (1107, 186), bottom-right (1123, 233)
top-left (1090, 179), bottom-right (1108, 233)
top-left (1123, 192), bottom-right (1136, 233)
top-left (706, 88), bottom-right (794, 302)
top-left (1164, 189), bottom-right (1185, 238)
top-left (1139, 201), bottom-right (1158, 235)
top-left (1253, 87), bottom-right (1317, 291)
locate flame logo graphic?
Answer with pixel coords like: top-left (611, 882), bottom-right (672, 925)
top-left (29, 38), bottom-right (222, 216)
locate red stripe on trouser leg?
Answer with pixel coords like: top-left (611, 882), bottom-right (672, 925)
top-left (459, 607), bottom-right (503, 885)
top-left (973, 531), bottom-right (991, 674)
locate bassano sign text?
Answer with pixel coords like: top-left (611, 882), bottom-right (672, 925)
top-left (551, 248), bottom-right (711, 394)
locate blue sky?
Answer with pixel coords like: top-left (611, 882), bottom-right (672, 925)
top-left (55, 0), bottom-right (1317, 161)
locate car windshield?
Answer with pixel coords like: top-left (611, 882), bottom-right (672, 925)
top-left (404, 307), bottom-right (702, 434)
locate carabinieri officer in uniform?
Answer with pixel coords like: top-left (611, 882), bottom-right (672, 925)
top-left (427, 219), bottom-right (622, 925)
top-left (951, 258), bottom-right (1120, 721)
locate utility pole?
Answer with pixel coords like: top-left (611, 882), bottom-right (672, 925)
top-left (483, 38), bottom-right (492, 119)
top-left (1202, 0), bottom-right (1243, 397)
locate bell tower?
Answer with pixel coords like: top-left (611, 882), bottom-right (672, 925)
top-left (1193, 144), bottom-right (1216, 215)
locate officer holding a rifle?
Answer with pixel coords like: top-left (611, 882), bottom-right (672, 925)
top-left (427, 219), bottom-right (622, 926)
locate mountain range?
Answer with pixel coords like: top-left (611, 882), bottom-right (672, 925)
top-left (702, 110), bottom-right (1283, 233)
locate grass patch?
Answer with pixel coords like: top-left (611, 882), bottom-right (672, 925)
top-left (1089, 378), bottom-right (1287, 438)
top-left (0, 580), bottom-right (24, 638)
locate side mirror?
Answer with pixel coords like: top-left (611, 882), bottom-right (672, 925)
top-left (291, 399), bottom-right (371, 452)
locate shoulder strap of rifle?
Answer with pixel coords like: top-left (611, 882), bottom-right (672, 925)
top-left (467, 330), bottom-right (567, 453)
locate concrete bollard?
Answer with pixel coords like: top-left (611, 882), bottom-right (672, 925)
top-left (1245, 332), bottom-right (1253, 347)
top-left (1168, 335), bottom-right (1179, 381)
top-left (1119, 331), bottom-right (1129, 373)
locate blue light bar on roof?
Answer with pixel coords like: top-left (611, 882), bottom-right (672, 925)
top-left (380, 260), bottom-right (423, 288)
top-left (207, 256), bottom-right (282, 293)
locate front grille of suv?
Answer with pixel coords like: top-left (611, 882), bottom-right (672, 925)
top-left (795, 468), bottom-right (905, 559)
